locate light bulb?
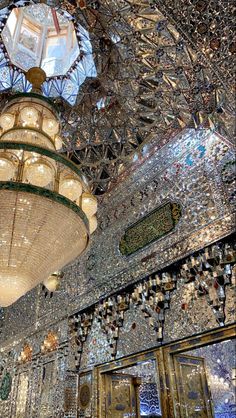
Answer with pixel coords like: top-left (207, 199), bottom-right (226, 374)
top-left (81, 193), bottom-right (97, 218)
top-left (24, 161), bottom-right (53, 187)
top-left (55, 135), bottom-right (63, 150)
top-left (0, 157), bottom-right (16, 181)
top-left (42, 118), bottom-right (59, 136)
top-left (0, 113), bottom-right (15, 131)
top-left (89, 215), bottom-right (97, 234)
top-left (20, 106), bottom-right (39, 126)
top-left (59, 178), bottom-right (82, 201)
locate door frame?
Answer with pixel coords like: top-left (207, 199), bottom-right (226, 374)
top-left (95, 323), bottom-right (236, 418)
top-left (102, 372), bottom-right (141, 418)
top-left (96, 349), bottom-right (162, 418)
top-left (172, 353), bottom-right (214, 418)
top-left (161, 323), bottom-right (236, 418)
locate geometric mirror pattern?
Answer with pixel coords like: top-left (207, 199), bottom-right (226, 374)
top-left (0, 0), bottom-right (234, 194)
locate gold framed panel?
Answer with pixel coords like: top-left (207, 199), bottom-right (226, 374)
top-left (95, 323), bottom-right (236, 418)
top-left (162, 323), bottom-right (236, 418)
top-left (173, 354), bottom-right (214, 417)
top-left (78, 370), bottom-right (94, 418)
top-left (96, 349), bottom-right (163, 418)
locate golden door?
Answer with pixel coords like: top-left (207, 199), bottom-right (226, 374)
top-left (173, 354), bottom-right (214, 418)
top-left (102, 373), bottom-right (141, 418)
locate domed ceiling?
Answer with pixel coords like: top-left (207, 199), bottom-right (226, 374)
top-left (0, 0), bottom-right (234, 194)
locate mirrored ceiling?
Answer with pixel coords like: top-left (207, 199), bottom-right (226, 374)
top-left (0, 0), bottom-right (234, 194)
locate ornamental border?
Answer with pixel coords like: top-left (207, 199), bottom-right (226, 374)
top-left (119, 201), bottom-right (182, 256)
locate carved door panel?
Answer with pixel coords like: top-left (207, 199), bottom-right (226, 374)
top-left (103, 373), bottom-right (140, 418)
top-left (173, 354), bottom-right (213, 418)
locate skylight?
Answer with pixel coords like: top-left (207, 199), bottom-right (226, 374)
top-left (2, 4), bottom-right (82, 77)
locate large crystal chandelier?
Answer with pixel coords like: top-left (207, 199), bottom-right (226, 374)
top-left (0, 68), bottom-right (98, 307)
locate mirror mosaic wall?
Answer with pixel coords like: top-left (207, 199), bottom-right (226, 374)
top-left (0, 0), bottom-right (235, 417)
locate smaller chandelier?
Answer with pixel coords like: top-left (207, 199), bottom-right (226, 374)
top-left (0, 68), bottom-right (98, 307)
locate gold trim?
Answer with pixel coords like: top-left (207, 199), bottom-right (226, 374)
top-left (0, 126), bottom-right (55, 148)
top-left (26, 67), bottom-right (46, 94)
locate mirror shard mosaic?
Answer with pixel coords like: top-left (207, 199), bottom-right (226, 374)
top-left (0, 0), bottom-right (234, 193)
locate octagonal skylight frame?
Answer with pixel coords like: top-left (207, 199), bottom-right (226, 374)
top-left (0, 1), bottom-right (97, 105)
top-left (2, 4), bottom-right (81, 77)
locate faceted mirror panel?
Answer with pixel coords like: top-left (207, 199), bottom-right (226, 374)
top-left (2, 4), bottom-right (80, 77)
top-left (39, 361), bottom-right (55, 418)
top-left (15, 373), bottom-right (29, 418)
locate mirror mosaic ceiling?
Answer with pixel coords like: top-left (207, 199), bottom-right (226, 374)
top-left (0, 0), bottom-right (234, 194)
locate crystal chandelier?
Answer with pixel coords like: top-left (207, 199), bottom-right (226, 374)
top-left (0, 68), bottom-right (98, 307)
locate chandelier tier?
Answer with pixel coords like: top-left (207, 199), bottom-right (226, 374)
top-left (0, 68), bottom-right (97, 307)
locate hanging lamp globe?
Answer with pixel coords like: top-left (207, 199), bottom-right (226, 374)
top-left (0, 68), bottom-right (98, 307)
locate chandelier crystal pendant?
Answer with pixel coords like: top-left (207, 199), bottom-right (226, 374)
top-left (0, 68), bottom-right (98, 307)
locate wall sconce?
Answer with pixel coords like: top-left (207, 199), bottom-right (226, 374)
top-left (18, 344), bottom-right (33, 363)
top-left (41, 332), bottom-right (59, 354)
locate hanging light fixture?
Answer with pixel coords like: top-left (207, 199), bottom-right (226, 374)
top-left (0, 67), bottom-right (98, 307)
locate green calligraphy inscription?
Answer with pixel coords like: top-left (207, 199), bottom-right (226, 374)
top-left (119, 202), bottom-right (182, 256)
top-left (0, 373), bottom-right (12, 401)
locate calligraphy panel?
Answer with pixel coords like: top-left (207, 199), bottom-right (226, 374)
top-left (119, 202), bottom-right (181, 256)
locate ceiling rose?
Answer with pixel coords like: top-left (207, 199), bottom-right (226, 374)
top-left (0, 2), bottom-right (96, 104)
top-left (0, 67), bottom-right (98, 307)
